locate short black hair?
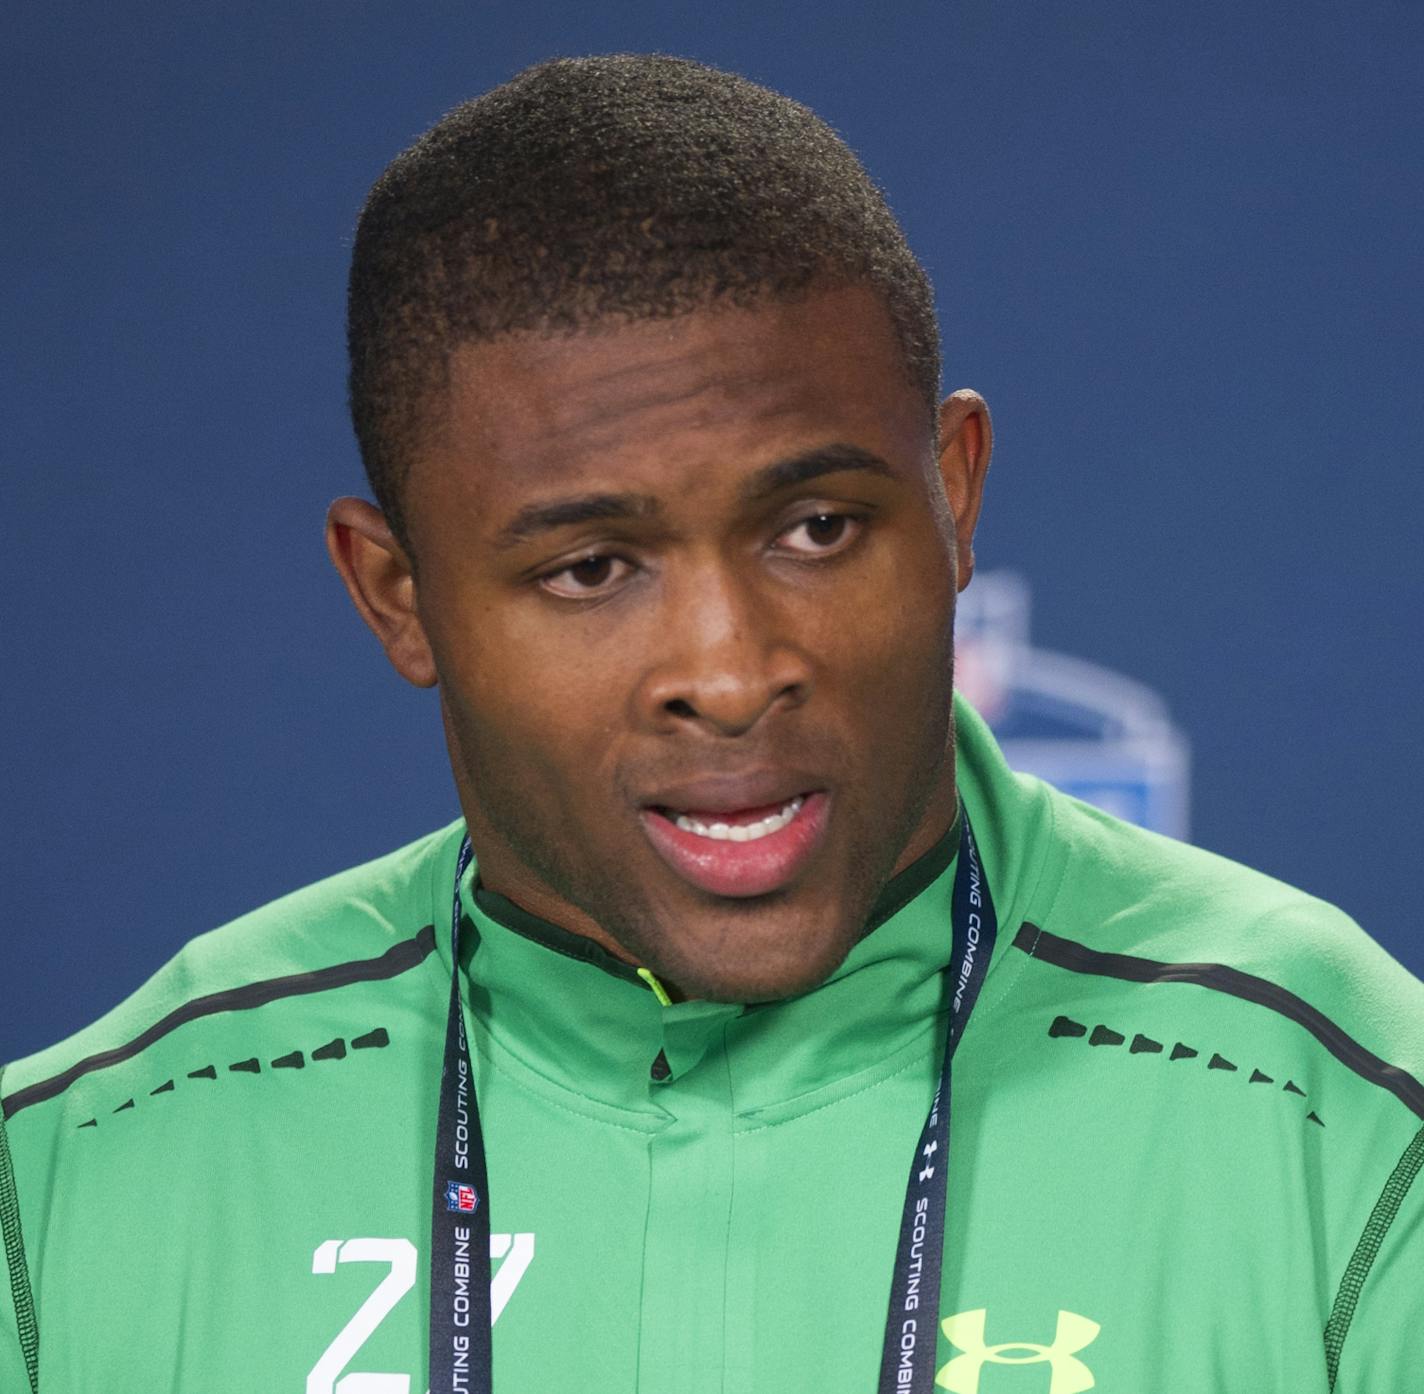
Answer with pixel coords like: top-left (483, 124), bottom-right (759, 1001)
top-left (347, 53), bottom-right (941, 551)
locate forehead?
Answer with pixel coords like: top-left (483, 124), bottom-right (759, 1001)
top-left (412, 284), bottom-right (932, 522)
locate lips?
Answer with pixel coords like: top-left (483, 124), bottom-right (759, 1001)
top-left (640, 785), bottom-right (831, 898)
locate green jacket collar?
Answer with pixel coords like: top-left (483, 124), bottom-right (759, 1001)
top-left (430, 693), bottom-right (1060, 1118)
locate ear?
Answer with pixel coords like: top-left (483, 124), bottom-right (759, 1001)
top-left (936, 389), bottom-right (993, 592)
top-left (325, 498), bottom-right (438, 688)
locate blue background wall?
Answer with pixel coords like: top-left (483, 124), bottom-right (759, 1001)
top-left (5, 0), bottom-right (1421, 1062)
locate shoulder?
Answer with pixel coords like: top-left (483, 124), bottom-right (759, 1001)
top-left (1029, 784), bottom-right (1424, 1104)
top-left (1, 819), bottom-right (462, 1114)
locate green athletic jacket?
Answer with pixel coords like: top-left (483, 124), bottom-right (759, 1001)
top-left (4, 696), bottom-right (1422, 1392)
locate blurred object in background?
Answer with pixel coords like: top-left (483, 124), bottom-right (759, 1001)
top-left (958, 571), bottom-right (1190, 838)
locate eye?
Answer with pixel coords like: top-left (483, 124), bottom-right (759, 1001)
top-left (538, 552), bottom-right (634, 599)
top-left (776, 512), bottom-right (863, 556)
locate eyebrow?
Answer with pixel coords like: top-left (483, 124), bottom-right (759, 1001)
top-left (493, 491), bottom-right (661, 549)
top-left (492, 442), bottom-right (897, 549)
top-left (737, 442), bottom-right (896, 505)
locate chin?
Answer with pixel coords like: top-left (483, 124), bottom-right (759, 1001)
top-left (647, 914), bottom-right (862, 1004)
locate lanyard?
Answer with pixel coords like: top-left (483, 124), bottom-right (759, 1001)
top-left (876, 810), bottom-right (997, 1393)
top-left (428, 812), bottom-right (998, 1393)
top-left (429, 835), bottom-right (492, 1392)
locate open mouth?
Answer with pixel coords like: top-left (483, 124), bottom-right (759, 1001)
top-left (663, 794), bottom-right (805, 842)
top-left (640, 791), bottom-right (829, 898)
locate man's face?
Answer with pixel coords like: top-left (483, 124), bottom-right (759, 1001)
top-left (340, 284), bottom-right (988, 1001)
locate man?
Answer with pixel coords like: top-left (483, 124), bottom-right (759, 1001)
top-left (2, 53), bottom-right (1420, 1394)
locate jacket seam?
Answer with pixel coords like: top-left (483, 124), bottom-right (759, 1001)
top-left (736, 1046), bottom-right (928, 1135)
top-left (0, 1066), bottom-right (39, 1393)
top-left (1323, 1120), bottom-right (1424, 1390)
top-left (480, 1037), bottom-right (669, 1136)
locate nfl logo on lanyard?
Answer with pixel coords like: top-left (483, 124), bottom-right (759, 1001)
top-left (446, 1180), bottom-right (480, 1214)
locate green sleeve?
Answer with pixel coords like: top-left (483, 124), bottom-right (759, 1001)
top-left (1, 1071), bottom-right (40, 1394)
top-left (1327, 1122), bottom-right (1424, 1392)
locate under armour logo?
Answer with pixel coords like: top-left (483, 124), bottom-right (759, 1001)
top-left (919, 1139), bottom-right (939, 1183)
top-left (936, 1308), bottom-right (1100, 1394)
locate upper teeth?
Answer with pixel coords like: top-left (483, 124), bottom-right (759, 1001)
top-left (673, 795), bottom-right (805, 842)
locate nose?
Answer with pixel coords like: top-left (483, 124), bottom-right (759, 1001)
top-left (635, 562), bottom-right (812, 737)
